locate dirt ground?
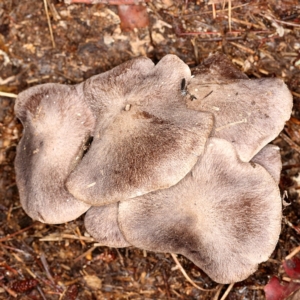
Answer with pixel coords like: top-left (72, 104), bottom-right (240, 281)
top-left (0, 0), bottom-right (300, 299)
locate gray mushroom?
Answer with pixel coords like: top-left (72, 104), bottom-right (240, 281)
top-left (251, 144), bottom-right (282, 184)
top-left (14, 84), bottom-right (95, 224)
top-left (66, 55), bottom-right (214, 206)
top-left (84, 144), bottom-right (283, 251)
top-left (185, 54), bottom-right (293, 162)
top-left (84, 203), bottom-right (130, 248)
top-left (117, 138), bottom-right (282, 284)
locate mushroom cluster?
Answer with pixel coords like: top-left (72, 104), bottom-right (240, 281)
top-left (14, 54), bottom-right (293, 284)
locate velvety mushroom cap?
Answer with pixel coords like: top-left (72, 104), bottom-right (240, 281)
top-left (118, 137), bottom-right (282, 284)
top-left (66, 55), bottom-right (214, 206)
top-left (185, 54), bottom-right (293, 162)
top-left (84, 204), bottom-right (130, 248)
top-left (14, 84), bottom-right (95, 224)
top-left (251, 144), bottom-right (282, 184)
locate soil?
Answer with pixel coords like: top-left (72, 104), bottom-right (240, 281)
top-left (0, 0), bottom-right (300, 299)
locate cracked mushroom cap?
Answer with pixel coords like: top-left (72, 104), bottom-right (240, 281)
top-left (66, 55), bottom-right (214, 206)
top-left (185, 54), bottom-right (293, 162)
top-left (14, 84), bottom-right (95, 224)
top-left (118, 137), bottom-right (282, 284)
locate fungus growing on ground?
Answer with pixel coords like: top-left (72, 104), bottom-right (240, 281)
top-left (117, 138), bottom-right (282, 284)
top-left (84, 202), bottom-right (130, 248)
top-left (185, 54), bottom-right (293, 162)
top-left (14, 84), bottom-right (95, 223)
top-left (15, 54), bottom-right (293, 284)
top-left (251, 145), bottom-right (282, 184)
top-left (66, 55), bottom-right (213, 206)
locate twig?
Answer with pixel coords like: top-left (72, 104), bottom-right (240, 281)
top-left (75, 226), bottom-right (86, 247)
top-left (0, 282), bottom-right (17, 298)
top-left (40, 233), bottom-right (94, 242)
top-left (1, 244), bottom-right (31, 256)
top-left (43, 0), bottom-right (56, 48)
top-left (280, 133), bottom-right (300, 154)
top-left (261, 13), bottom-right (300, 28)
top-left (74, 245), bottom-right (97, 263)
top-left (292, 91), bottom-right (300, 98)
top-left (115, 248), bottom-right (126, 267)
top-left (0, 91), bottom-right (17, 98)
top-left (228, 0), bottom-right (231, 32)
top-left (170, 253), bottom-right (216, 292)
top-left (40, 252), bottom-right (55, 285)
top-left (220, 283), bottom-right (234, 300)
top-left (0, 224), bottom-right (35, 242)
top-left (0, 75), bottom-right (16, 85)
top-left (286, 246), bottom-right (300, 260)
top-left (230, 41), bottom-right (255, 54)
top-left (161, 268), bottom-right (171, 299)
top-left (229, 17), bottom-right (263, 29)
top-left (213, 284), bottom-right (224, 300)
top-left (37, 286), bottom-right (47, 300)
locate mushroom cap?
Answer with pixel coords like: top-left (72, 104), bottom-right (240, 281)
top-left (118, 137), bottom-right (282, 284)
top-left (66, 55), bottom-right (213, 206)
top-left (251, 144), bottom-right (282, 184)
top-left (84, 204), bottom-right (130, 248)
top-left (14, 84), bottom-right (95, 224)
top-left (186, 54), bottom-right (293, 162)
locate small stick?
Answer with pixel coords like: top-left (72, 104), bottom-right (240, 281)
top-left (280, 133), bottom-right (300, 154)
top-left (228, 0), bottom-right (231, 32)
top-left (43, 0), bottom-right (56, 48)
top-left (213, 284), bottom-right (224, 300)
top-left (74, 245), bottom-right (97, 263)
top-left (0, 282), bottom-right (18, 298)
top-left (40, 252), bottom-right (55, 285)
top-left (75, 227), bottom-right (86, 247)
top-left (0, 91), bottom-right (17, 98)
top-left (212, 3), bottom-right (216, 19)
top-left (230, 17), bottom-right (262, 29)
top-left (37, 286), bottom-right (47, 300)
top-left (291, 91), bottom-right (300, 98)
top-left (115, 248), bottom-right (126, 267)
top-left (0, 224), bottom-right (35, 242)
top-left (285, 246), bottom-right (300, 260)
top-left (170, 253), bottom-right (216, 292)
top-left (220, 283), bottom-right (234, 300)
top-left (40, 233), bottom-right (94, 242)
top-left (230, 42), bottom-right (255, 54)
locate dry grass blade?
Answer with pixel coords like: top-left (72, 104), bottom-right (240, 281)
top-left (228, 0), bottom-right (231, 32)
top-left (213, 284), bottom-right (224, 300)
top-left (39, 233), bottom-right (95, 242)
top-left (170, 253), bottom-right (216, 292)
top-left (220, 283), bottom-right (234, 300)
top-left (280, 133), bottom-right (300, 154)
top-left (0, 224), bottom-right (35, 242)
top-left (0, 91), bottom-right (17, 98)
top-left (40, 252), bottom-right (55, 285)
top-left (43, 0), bottom-right (56, 48)
top-left (74, 245), bottom-right (97, 263)
top-left (286, 246), bottom-right (300, 260)
top-left (0, 282), bottom-right (17, 298)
